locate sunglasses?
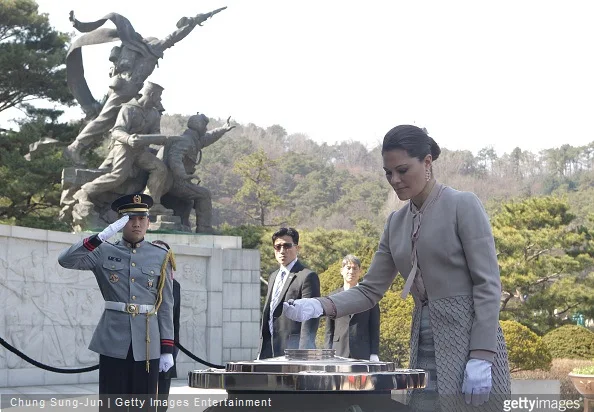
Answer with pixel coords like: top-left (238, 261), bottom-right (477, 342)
top-left (273, 243), bottom-right (294, 251)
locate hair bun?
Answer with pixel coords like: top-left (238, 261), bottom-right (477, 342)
top-left (429, 137), bottom-right (441, 161)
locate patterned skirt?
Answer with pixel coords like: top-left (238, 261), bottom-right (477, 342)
top-left (407, 300), bottom-right (511, 412)
top-left (408, 304), bottom-right (440, 412)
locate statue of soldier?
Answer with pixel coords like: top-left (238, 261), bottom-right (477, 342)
top-left (64, 8), bottom-right (226, 165)
top-left (159, 113), bottom-right (235, 233)
top-left (74, 82), bottom-right (174, 215)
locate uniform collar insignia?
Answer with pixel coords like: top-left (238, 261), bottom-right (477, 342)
top-left (122, 237), bottom-right (144, 249)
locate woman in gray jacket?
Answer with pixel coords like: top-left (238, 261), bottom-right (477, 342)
top-left (284, 125), bottom-right (511, 411)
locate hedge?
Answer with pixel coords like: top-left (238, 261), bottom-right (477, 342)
top-left (542, 325), bottom-right (594, 360)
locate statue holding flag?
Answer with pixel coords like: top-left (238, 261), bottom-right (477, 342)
top-left (63, 7), bottom-right (227, 165)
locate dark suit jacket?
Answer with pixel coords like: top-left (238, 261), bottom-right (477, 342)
top-left (324, 287), bottom-right (380, 360)
top-left (257, 260), bottom-right (320, 359)
top-left (160, 279), bottom-right (180, 380)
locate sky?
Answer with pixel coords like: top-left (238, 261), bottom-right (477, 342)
top-left (4, 0), bottom-right (594, 156)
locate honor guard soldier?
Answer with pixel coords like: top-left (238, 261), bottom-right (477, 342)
top-left (58, 194), bottom-right (175, 411)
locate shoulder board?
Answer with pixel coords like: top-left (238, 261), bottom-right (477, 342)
top-left (147, 242), bottom-right (168, 252)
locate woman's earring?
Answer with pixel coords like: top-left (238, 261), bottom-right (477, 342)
top-left (425, 169), bottom-right (431, 181)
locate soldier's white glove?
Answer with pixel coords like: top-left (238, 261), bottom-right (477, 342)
top-left (370, 354), bottom-right (380, 362)
top-left (98, 215), bottom-right (129, 242)
top-left (461, 359), bottom-right (492, 406)
top-left (159, 353), bottom-right (174, 373)
top-left (283, 298), bottom-right (323, 322)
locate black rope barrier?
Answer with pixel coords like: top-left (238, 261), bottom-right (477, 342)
top-left (175, 341), bottom-right (224, 369)
top-left (0, 336), bottom-right (224, 373)
top-left (0, 336), bottom-right (98, 373)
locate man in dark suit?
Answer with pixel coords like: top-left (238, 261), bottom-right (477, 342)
top-left (152, 241), bottom-right (181, 412)
top-left (257, 227), bottom-right (320, 359)
top-left (325, 255), bottom-right (380, 361)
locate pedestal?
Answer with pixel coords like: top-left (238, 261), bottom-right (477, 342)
top-left (150, 215), bottom-right (186, 231)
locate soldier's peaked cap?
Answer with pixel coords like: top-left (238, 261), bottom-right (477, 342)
top-left (111, 193), bottom-right (154, 216)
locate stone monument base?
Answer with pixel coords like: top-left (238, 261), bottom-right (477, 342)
top-left (149, 215), bottom-right (187, 232)
top-left (60, 167), bottom-right (147, 231)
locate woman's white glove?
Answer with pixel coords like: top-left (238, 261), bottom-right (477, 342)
top-left (282, 298), bottom-right (323, 322)
top-left (98, 215), bottom-right (129, 242)
top-left (461, 359), bottom-right (492, 406)
top-left (369, 354), bottom-right (380, 362)
top-left (159, 353), bottom-right (174, 372)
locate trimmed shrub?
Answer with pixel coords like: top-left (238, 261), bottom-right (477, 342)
top-left (500, 320), bottom-right (552, 372)
top-left (542, 325), bottom-right (594, 360)
top-left (378, 280), bottom-right (414, 366)
top-left (318, 259), bottom-right (344, 296)
top-left (219, 223), bottom-right (269, 249)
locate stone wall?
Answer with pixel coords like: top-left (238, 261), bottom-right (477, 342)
top-left (0, 224), bottom-right (261, 387)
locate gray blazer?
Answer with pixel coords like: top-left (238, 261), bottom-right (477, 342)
top-left (58, 235), bottom-right (174, 361)
top-left (320, 183), bottom-right (511, 409)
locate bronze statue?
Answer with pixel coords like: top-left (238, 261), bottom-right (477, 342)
top-left (73, 82), bottom-right (174, 216)
top-left (58, 8), bottom-right (233, 233)
top-left (159, 114), bottom-right (235, 233)
top-left (63, 8), bottom-right (226, 165)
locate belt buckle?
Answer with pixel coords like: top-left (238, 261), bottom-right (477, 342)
top-left (126, 303), bottom-right (139, 315)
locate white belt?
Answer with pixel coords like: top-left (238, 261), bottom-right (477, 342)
top-left (105, 301), bottom-right (155, 315)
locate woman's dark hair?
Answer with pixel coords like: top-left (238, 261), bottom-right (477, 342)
top-left (381, 125), bottom-right (441, 162)
top-left (272, 227), bottom-right (299, 245)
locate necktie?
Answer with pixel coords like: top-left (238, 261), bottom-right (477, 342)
top-left (269, 270), bottom-right (286, 336)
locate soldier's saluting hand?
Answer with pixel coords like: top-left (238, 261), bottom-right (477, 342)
top-left (97, 215), bottom-right (129, 241)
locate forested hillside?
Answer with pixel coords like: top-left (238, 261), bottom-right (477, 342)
top-left (5, 109), bottom-right (594, 237)
top-left (160, 114), bottom-right (594, 233)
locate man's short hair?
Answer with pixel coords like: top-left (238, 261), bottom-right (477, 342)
top-left (342, 254), bottom-right (361, 268)
top-left (272, 227), bottom-right (299, 245)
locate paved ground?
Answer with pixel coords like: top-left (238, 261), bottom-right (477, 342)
top-left (0, 381), bottom-right (412, 412)
top-left (0, 379), bottom-right (223, 395)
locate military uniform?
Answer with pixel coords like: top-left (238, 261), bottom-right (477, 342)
top-left (58, 194), bottom-right (174, 410)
